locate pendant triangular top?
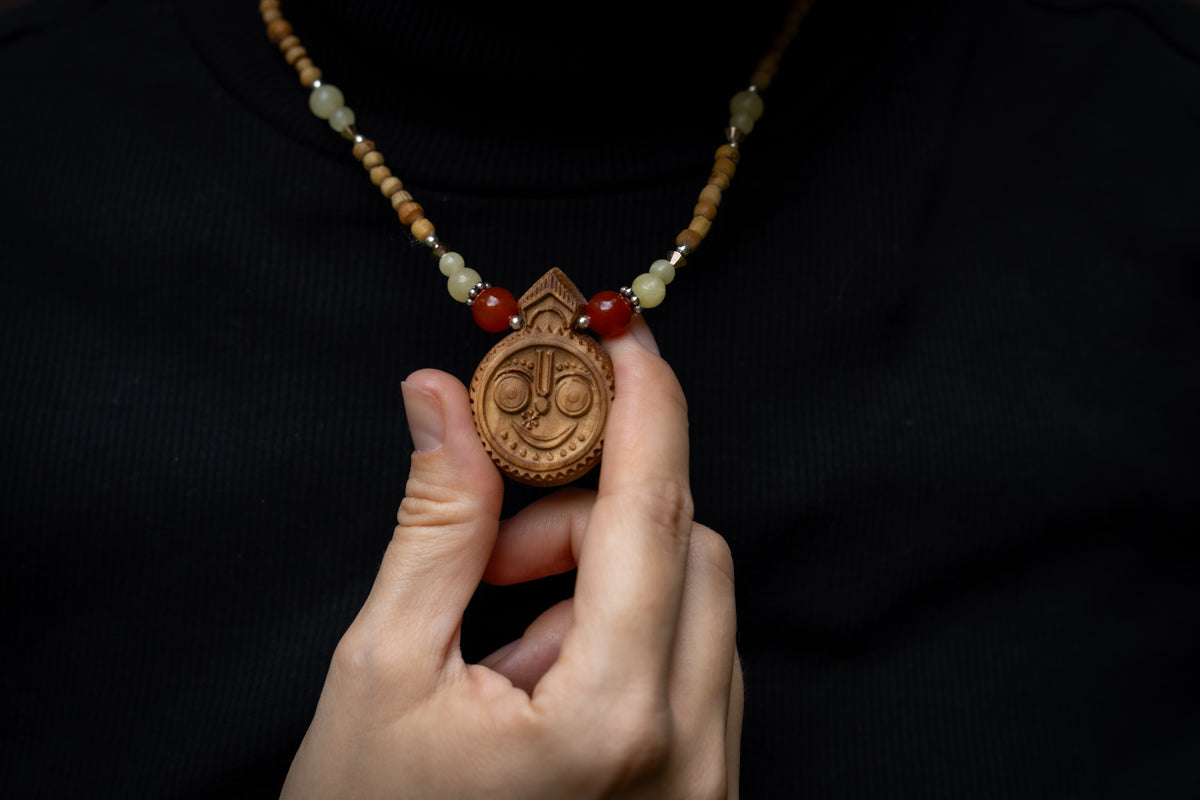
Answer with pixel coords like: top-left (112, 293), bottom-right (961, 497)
top-left (518, 268), bottom-right (586, 334)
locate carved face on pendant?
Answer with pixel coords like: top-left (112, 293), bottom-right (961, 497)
top-left (470, 269), bottom-right (614, 486)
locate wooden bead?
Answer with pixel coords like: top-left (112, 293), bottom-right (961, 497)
top-left (410, 218), bottom-right (435, 241)
top-left (715, 144), bottom-right (740, 164)
top-left (352, 139), bottom-right (375, 160)
top-left (299, 66), bottom-right (322, 87)
top-left (397, 202), bottom-right (425, 226)
top-left (258, 0), bottom-right (280, 12)
top-left (369, 165), bottom-right (391, 186)
top-left (261, 8), bottom-right (282, 24)
top-left (699, 184), bottom-right (722, 207)
top-left (752, 54), bottom-right (782, 90)
top-left (362, 151), bottom-right (384, 169)
top-left (390, 190), bottom-right (414, 209)
top-left (379, 176), bottom-right (403, 197)
top-left (266, 18), bottom-right (293, 43)
top-left (707, 171), bottom-right (731, 191)
top-left (748, 0), bottom-right (810, 90)
top-left (788, 0), bottom-right (814, 22)
top-left (676, 229), bottom-right (702, 251)
top-left (693, 200), bottom-right (718, 220)
top-left (277, 34), bottom-right (299, 52)
top-left (293, 56), bottom-right (313, 73)
top-left (284, 45), bottom-right (307, 65)
top-left (713, 157), bottom-right (737, 179)
top-left (688, 216), bottom-right (712, 238)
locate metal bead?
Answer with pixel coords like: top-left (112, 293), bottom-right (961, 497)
top-left (465, 281), bottom-right (489, 307)
top-left (618, 286), bottom-right (642, 315)
top-left (311, 78), bottom-right (322, 88)
top-left (509, 315), bottom-right (524, 331)
top-left (725, 126), bottom-right (745, 144)
top-left (571, 303), bottom-right (591, 331)
top-left (668, 250), bottom-right (687, 268)
top-left (674, 243), bottom-right (692, 258)
top-left (430, 241), bottom-right (449, 259)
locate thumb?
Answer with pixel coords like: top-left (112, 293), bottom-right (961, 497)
top-left (361, 369), bottom-right (505, 662)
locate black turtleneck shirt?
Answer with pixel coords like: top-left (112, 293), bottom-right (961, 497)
top-left (2, 0), bottom-right (1198, 796)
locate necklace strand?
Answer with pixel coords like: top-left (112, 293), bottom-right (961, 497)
top-left (259, 0), bottom-right (814, 337)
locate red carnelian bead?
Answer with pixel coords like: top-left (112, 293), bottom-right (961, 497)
top-left (472, 286), bottom-right (519, 333)
top-left (586, 290), bottom-right (633, 336)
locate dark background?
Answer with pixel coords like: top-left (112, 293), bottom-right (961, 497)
top-left (2, 0), bottom-right (1198, 796)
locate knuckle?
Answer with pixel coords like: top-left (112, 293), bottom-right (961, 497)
top-left (329, 623), bottom-right (377, 685)
top-left (587, 699), bottom-right (674, 782)
top-left (396, 448), bottom-right (500, 531)
top-left (328, 613), bottom-right (408, 687)
top-left (687, 765), bottom-right (731, 800)
top-left (326, 622), bottom-right (423, 714)
top-left (626, 474), bottom-right (695, 541)
top-left (688, 525), bottom-right (735, 585)
top-left (395, 474), bottom-right (464, 529)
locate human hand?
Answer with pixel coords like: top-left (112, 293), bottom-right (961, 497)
top-left (280, 318), bottom-right (742, 799)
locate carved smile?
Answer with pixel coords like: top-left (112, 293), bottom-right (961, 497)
top-left (511, 422), bottom-right (578, 450)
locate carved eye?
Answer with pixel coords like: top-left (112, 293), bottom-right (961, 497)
top-left (494, 373), bottom-right (532, 413)
top-left (555, 376), bottom-right (592, 417)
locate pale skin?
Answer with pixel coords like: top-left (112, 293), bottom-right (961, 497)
top-left (280, 318), bottom-right (743, 798)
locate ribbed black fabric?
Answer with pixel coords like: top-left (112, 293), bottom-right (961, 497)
top-left (2, 0), bottom-right (1198, 797)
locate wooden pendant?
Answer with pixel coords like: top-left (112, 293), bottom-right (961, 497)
top-left (470, 269), bottom-right (615, 486)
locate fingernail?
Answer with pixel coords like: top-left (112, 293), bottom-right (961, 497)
top-left (401, 381), bottom-right (445, 453)
top-left (628, 316), bottom-right (660, 356)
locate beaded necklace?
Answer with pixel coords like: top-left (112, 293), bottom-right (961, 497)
top-left (260, 0), bottom-right (814, 486)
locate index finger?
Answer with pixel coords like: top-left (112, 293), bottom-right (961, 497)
top-left (565, 316), bottom-right (694, 692)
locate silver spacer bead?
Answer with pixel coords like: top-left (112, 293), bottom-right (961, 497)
top-left (618, 286), bottom-right (642, 315)
top-left (509, 315), bottom-right (524, 331)
top-left (465, 281), bottom-right (489, 307)
top-left (574, 313), bottom-right (591, 331)
top-left (311, 78), bottom-right (322, 88)
top-left (668, 249), bottom-right (687, 268)
top-left (423, 234), bottom-right (441, 250)
top-left (674, 243), bottom-right (692, 258)
top-left (725, 126), bottom-right (746, 144)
